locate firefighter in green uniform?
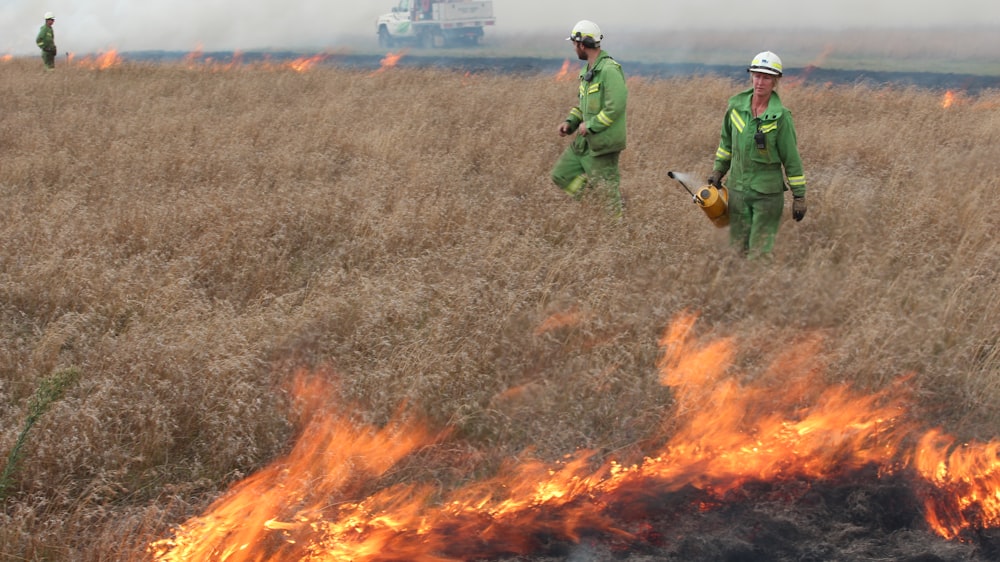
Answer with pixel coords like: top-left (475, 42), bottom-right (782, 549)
top-left (550, 20), bottom-right (628, 216)
top-left (36, 12), bottom-right (57, 70)
top-left (708, 51), bottom-right (807, 259)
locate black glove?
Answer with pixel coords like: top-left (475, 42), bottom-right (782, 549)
top-left (792, 196), bottom-right (807, 221)
top-left (706, 170), bottom-right (723, 188)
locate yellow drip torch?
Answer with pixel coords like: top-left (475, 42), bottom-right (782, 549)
top-left (668, 171), bottom-right (730, 228)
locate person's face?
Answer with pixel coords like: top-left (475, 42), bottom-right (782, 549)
top-left (751, 71), bottom-right (777, 98)
top-left (573, 40), bottom-right (587, 60)
top-left (46, 18), bottom-right (54, 26)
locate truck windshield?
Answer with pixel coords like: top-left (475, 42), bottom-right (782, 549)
top-left (397, 0), bottom-right (410, 12)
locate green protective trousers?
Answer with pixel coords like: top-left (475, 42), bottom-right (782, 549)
top-left (727, 189), bottom-right (784, 259)
top-left (550, 136), bottom-right (623, 215)
top-left (41, 50), bottom-right (55, 69)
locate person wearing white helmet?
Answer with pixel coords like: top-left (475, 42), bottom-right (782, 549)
top-left (707, 50), bottom-right (807, 259)
top-left (36, 12), bottom-right (57, 70)
top-left (550, 20), bottom-right (628, 216)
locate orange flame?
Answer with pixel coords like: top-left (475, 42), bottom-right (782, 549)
top-left (150, 313), bottom-right (1000, 559)
top-left (914, 430), bottom-right (1000, 538)
top-left (1, 54), bottom-right (12, 62)
top-left (286, 54), bottom-right (328, 73)
top-left (372, 50), bottom-right (406, 75)
top-left (94, 50), bottom-right (122, 70)
top-left (149, 371), bottom-right (443, 561)
top-left (555, 59), bottom-right (571, 81)
top-left (183, 44), bottom-right (204, 66)
top-left (223, 51), bottom-right (245, 72)
top-left (784, 45), bottom-right (834, 88)
top-left (75, 49), bottom-right (122, 70)
top-left (941, 90), bottom-right (957, 109)
top-left (180, 46), bottom-right (245, 72)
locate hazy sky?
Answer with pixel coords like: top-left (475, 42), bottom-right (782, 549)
top-left (3, 1), bottom-right (999, 55)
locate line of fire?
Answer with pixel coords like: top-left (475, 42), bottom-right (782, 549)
top-left (146, 312), bottom-right (1000, 561)
top-left (4, 47), bottom-right (982, 109)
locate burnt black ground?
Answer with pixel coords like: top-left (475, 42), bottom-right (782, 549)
top-left (124, 50), bottom-right (1000, 93)
top-left (499, 467), bottom-right (995, 562)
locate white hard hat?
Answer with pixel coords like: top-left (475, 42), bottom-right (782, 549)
top-left (748, 51), bottom-right (782, 76)
top-left (567, 20), bottom-right (602, 48)
top-left (44, 12), bottom-right (55, 20)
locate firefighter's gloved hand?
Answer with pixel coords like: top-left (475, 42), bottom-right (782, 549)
top-left (707, 170), bottom-right (723, 189)
top-left (792, 196), bottom-right (807, 221)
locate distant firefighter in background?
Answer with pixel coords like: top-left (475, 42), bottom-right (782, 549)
top-left (708, 51), bottom-right (807, 260)
top-left (36, 12), bottom-right (57, 70)
top-left (550, 20), bottom-right (628, 217)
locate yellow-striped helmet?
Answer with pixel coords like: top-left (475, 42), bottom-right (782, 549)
top-left (748, 51), bottom-right (783, 76)
top-left (567, 20), bottom-right (602, 48)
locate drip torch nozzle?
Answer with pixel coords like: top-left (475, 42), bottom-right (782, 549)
top-left (668, 171), bottom-right (697, 199)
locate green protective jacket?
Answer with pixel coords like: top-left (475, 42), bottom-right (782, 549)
top-left (36, 25), bottom-right (55, 52)
top-left (712, 88), bottom-right (806, 197)
top-left (563, 50), bottom-right (627, 156)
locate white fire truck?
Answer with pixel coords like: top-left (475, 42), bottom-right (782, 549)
top-left (376, 0), bottom-right (495, 48)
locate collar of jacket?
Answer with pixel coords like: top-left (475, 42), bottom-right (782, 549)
top-left (732, 87), bottom-right (786, 121)
top-left (578, 50), bottom-right (615, 79)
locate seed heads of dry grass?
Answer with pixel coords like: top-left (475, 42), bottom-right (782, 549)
top-left (0, 59), bottom-right (997, 559)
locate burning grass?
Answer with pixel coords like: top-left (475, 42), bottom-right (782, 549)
top-left (147, 317), bottom-right (1000, 560)
top-left (0, 56), bottom-right (997, 560)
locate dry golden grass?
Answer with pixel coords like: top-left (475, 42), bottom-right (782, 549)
top-left (0, 56), bottom-right (997, 560)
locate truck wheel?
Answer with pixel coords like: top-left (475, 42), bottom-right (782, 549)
top-left (378, 27), bottom-right (394, 49)
top-left (420, 32), bottom-right (437, 49)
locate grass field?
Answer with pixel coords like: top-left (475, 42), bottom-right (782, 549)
top-left (0, 54), bottom-right (998, 560)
